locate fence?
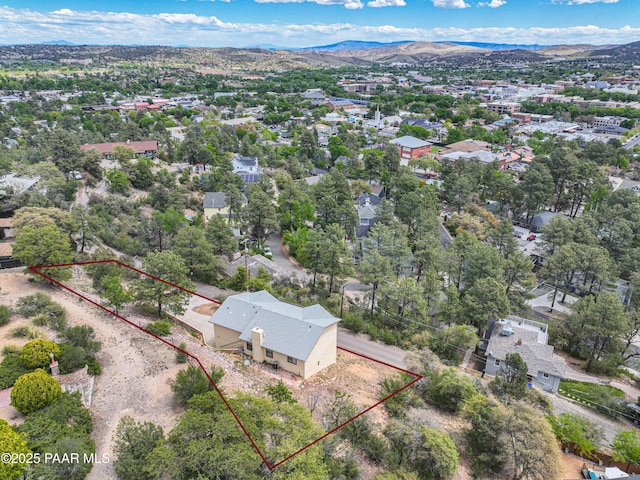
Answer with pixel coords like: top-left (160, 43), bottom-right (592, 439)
top-left (563, 442), bottom-right (640, 475)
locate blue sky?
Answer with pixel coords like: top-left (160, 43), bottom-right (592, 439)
top-left (0, 0), bottom-right (638, 48)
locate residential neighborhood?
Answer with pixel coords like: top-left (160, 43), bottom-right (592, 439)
top-left (4, 40), bottom-right (640, 480)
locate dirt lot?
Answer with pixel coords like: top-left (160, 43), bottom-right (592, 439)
top-left (1, 268), bottom-right (433, 479)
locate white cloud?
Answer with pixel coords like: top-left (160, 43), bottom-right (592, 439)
top-left (478, 0), bottom-right (506, 7)
top-left (552, 0), bottom-right (618, 4)
top-left (367, 0), bottom-right (406, 7)
top-left (431, 0), bottom-right (470, 8)
top-left (253, 0), bottom-right (363, 8)
top-left (0, 7), bottom-right (637, 48)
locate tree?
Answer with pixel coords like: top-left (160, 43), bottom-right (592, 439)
top-left (266, 380), bottom-right (296, 404)
top-left (104, 167), bottom-right (131, 195)
top-left (427, 324), bottom-right (478, 365)
top-left (12, 224), bottom-right (72, 281)
top-left (317, 224), bottom-right (353, 293)
top-left (359, 249), bottom-right (393, 314)
top-left (242, 184), bottom-right (278, 244)
top-left (133, 251), bottom-right (194, 316)
top-left (549, 413), bottom-right (604, 458)
top-left (171, 226), bottom-right (219, 283)
top-left (424, 368), bottom-right (477, 413)
top-left (113, 416), bottom-right (165, 480)
top-left (460, 277), bottom-right (509, 331)
top-left (515, 162), bottom-right (554, 223)
top-left (564, 293), bottom-right (628, 373)
top-left (100, 274), bottom-right (134, 314)
top-left (20, 338), bottom-right (61, 369)
top-left (0, 419), bottom-right (31, 480)
top-left (170, 365), bottom-right (221, 406)
top-left (612, 430), bottom-right (640, 470)
top-left (415, 426), bottom-right (459, 480)
top-left (464, 397), bottom-right (561, 480)
top-left (490, 352), bottom-right (529, 400)
top-left (11, 369), bottom-right (62, 414)
top-left (503, 250), bottom-right (537, 311)
top-left (205, 214), bottom-right (236, 259)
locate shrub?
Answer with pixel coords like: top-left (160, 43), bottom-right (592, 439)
top-left (0, 418), bottom-right (32, 480)
top-left (423, 368), bottom-right (477, 413)
top-left (0, 305), bottom-right (11, 326)
top-left (0, 353), bottom-right (33, 389)
top-left (1, 344), bottom-right (20, 355)
top-left (176, 342), bottom-right (188, 363)
top-left (171, 365), bottom-right (215, 406)
top-left (31, 313), bottom-right (49, 326)
top-left (10, 325), bottom-right (41, 339)
top-left (146, 320), bottom-right (171, 337)
top-left (20, 339), bottom-right (61, 369)
top-left (10, 369), bottom-right (62, 414)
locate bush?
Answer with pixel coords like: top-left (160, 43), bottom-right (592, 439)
top-left (0, 305), bottom-right (11, 326)
top-left (0, 353), bottom-right (33, 389)
top-left (176, 342), bottom-right (188, 363)
top-left (1, 344), bottom-right (20, 355)
top-left (0, 418), bottom-right (32, 480)
top-left (423, 368), bottom-right (477, 413)
top-left (16, 293), bottom-right (66, 330)
top-left (171, 365), bottom-right (215, 405)
top-left (20, 339), bottom-right (60, 369)
top-left (146, 320), bottom-right (171, 337)
top-left (11, 369), bottom-right (62, 414)
top-left (10, 325), bottom-right (41, 339)
top-left (31, 313), bottom-right (49, 326)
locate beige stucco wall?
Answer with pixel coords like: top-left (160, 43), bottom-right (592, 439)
top-left (212, 322), bottom-right (337, 379)
top-left (204, 206), bottom-right (230, 223)
top-left (303, 324), bottom-right (338, 378)
top-left (213, 324), bottom-right (242, 349)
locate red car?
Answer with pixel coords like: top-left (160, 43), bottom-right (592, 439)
top-left (527, 235), bottom-right (536, 241)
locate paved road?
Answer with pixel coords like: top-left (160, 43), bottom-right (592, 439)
top-left (545, 391), bottom-right (629, 446)
top-left (337, 328), bottom-right (409, 370)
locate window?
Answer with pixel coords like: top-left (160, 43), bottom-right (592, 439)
top-left (494, 359), bottom-right (500, 367)
top-left (266, 349), bottom-right (273, 359)
top-left (246, 342), bottom-right (253, 351)
top-left (287, 356), bottom-right (297, 365)
top-left (542, 372), bottom-right (549, 379)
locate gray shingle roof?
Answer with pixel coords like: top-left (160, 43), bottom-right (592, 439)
top-left (203, 192), bottom-right (227, 209)
top-left (390, 135), bottom-right (430, 149)
top-left (486, 322), bottom-right (566, 378)
top-left (209, 291), bottom-right (339, 361)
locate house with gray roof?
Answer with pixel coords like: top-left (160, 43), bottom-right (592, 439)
top-left (483, 316), bottom-right (566, 393)
top-left (209, 290), bottom-right (340, 378)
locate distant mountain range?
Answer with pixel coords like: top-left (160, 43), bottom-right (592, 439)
top-left (1, 40), bottom-right (637, 70)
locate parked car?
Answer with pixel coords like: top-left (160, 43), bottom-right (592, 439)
top-left (527, 235), bottom-right (537, 241)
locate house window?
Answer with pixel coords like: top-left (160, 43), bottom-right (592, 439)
top-left (246, 342), bottom-right (253, 351)
top-left (287, 356), bottom-right (297, 365)
top-left (494, 359), bottom-right (500, 367)
top-left (266, 349), bottom-right (273, 359)
top-left (542, 372), bottom-right (549, 379)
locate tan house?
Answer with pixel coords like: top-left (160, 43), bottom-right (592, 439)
top-left (203, 192), bottom-right (230, 223)
top-left (209, 291), bottom-right (340, 379)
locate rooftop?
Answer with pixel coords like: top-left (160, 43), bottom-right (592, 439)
top-left (209, 290), bottom-right (339, 361)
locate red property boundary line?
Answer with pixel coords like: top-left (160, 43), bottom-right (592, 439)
top-left (28, 260), bottom-right (423, 471)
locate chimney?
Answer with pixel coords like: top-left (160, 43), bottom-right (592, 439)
top-left (251, 327), bottom-right (264, 363)
top-left (516, 338), bottom-right (522, 346)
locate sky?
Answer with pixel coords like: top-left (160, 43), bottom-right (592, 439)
top-left (0, 0), bottom-right (638, 49)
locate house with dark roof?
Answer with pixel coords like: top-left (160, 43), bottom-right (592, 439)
top-left (209, 291), bottom-right (339, 378)
top-left (483, 316), bottom-right (566, 393)
top-left (203, 192), bottom-right (246, 223)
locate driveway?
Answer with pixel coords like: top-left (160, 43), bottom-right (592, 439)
top-left (266, 232), bottom-right (310, 284)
